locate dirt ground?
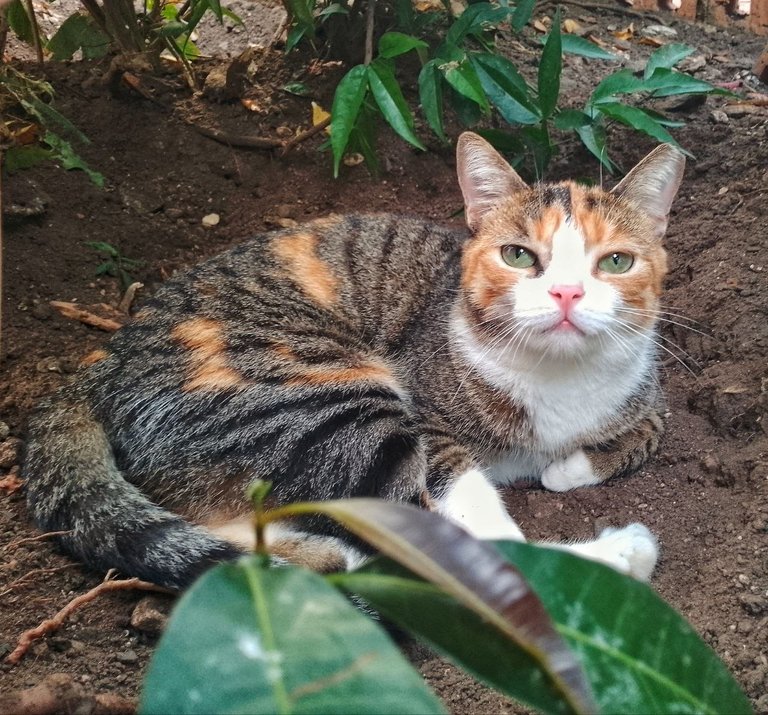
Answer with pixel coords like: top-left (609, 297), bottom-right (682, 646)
top-left (1, 4), bottom-right (767, 713)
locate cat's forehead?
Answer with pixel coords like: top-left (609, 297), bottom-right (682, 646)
top-left (487, 181), bottom-right (651, 249)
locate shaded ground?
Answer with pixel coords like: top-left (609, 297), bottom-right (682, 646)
top-left (1, 5), bottom-right (767, 713)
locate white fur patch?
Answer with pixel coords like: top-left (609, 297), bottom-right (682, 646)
top-left (541, 449), bottom-right (600, 491)
top-left (436, 468), bottom-right (525, 541)
top-left (556, 523), bottom-right (659, 581)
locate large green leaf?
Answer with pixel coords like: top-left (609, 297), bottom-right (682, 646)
top-left (589, 69), bottom-right (645, 105)
top-left (538, 8), bottom-right (562, 118)
top-left (330, 64), bottom-right (369, 177)
top-left (573, 121), bottom-right (616, 174)
top-left (644, 43), bottom-right (695, 79)
top-left (593, 102), bottom-right (679, 146)
top-left (642, 67), bottom-right (726, 98)
top-left (418, 60), bottom-right (446, 141)
top-left (446, 2), bottom-right (510, 45)
top-left (442, 59), bottom-right (489, 113)
top-left (140, 559), bottom-right (445, 714)
top-left (7, 0), bottom-right (34, 45)
top-left (368, 60), bottom-right (425, 150)
top-left (43, 131), bottom-right (105, 187)
top-left (334, 564), bottom-right (574, 715)
top-left (559, 34), bottom-right (616, 61)
top-left (378, 31), bottom-right (428, 58)
top-left (496, 542), bottom-right (753, 715)
top-left (511, 0), bottom-right (536, 32)
top-left (471, 53), bottom-right (540, 125)
top-left (265, 499), bottom-right (595, 714)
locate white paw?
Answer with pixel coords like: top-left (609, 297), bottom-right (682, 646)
top-left (593, 523), bottom-right (659, 581)
top-left (541, 450), bottom-right (600, 492)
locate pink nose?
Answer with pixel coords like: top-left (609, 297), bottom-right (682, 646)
top-left (549, 284), bottom-right (585, 315)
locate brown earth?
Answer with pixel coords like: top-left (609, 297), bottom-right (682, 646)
top-left (1, 6), bottom-right (767, 714)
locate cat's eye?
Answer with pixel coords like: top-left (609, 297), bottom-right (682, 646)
top-left (598, 252), bottom-right (634, 274)
top-left (501, 245), bottom-right (536, 269)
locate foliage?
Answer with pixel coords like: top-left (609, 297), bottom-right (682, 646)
top-left (84, 241), bottom-right (144, 289)
top-left (0, 65), bottom-right (105, 186)
top-left (283, 0), bottom-right (729, 178)
top-left (140, 493), bottom-right (751, 715)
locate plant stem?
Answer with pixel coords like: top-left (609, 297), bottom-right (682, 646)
top-left (0, 150), bottom-right (3, 364)
top-left (24, 0), bottom-right (44, 64)
top-left (364, 0), bottom-right (375, 65)
top-left (0, 7), bottom-right (10, 61)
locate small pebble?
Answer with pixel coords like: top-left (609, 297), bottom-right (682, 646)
top-left (639, 24), bottom-right (678, 40)
top-left (710, 110), bottom-right (729, 124)
top-left (202, 213), bottom-right (220, 228)
top-left (0, 422), bottom-right (10, 441)
top-left (115, 650), bottom-right (139, 665)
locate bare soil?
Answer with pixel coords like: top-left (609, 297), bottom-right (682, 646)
top-left (1, 6), bottom-right (767, 713)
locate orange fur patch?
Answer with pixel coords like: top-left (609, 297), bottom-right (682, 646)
top-left (80, 349), bottom-right (109, 367)
top-left (271, 232), bottom-right (339, 309)
top-left (286, 360), bottom-right (398, 390)
top-left (172, 318), bottom-right (245, 392)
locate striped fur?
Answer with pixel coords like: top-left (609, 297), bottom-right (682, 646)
top-left (23, 133), bottom-right (684, 588)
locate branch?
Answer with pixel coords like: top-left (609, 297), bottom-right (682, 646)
top-left (6, 575), bottom-right (174, 665)
top-left (49, 301), bottom-right (124, 332)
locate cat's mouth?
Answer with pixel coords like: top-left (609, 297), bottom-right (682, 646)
top-left (548, 318), bottom-right (585, 335)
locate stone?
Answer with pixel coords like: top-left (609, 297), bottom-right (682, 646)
top-left (115, 650), bottom-right (139, 665)
top-left (0, 422), bottom-right (10, 441)
top-left (130, 596), bottom-right (171, 634)
top-left (202, 213), bottom-right (221, 228)
top-left (710, 110), bottom-right (729, 124)
top-left (639, 24), bottom-right (678, 40)
top-left (0, 438), bottom-right (23, 470)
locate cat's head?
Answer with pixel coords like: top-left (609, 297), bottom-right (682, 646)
top-left (455, 132), bottom-right (684, 360)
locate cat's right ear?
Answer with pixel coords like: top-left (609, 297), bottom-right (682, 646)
top-left (456, 132), bottom-right (528, 232)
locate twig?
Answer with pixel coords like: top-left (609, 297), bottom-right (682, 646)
top-left (3, 530), bottom-right (72, 553)
top-left (0, 150), bottom-right (3, 363)
top-left (23, 0), bottom-right (44, 64)
top-left (118, 281), bottom-right (144, 314)
top-left (0, 5), bottom-right (10, 60)
top-left (0, 565), bottom-right (79, 598)
top-left (364, 0), bottom-right (376, 65)
top-left (49, 301), bottom-right (123, 332)
top-left (538, 0), bottom-right (670, 25)
top-left (5, 575), bottom-right (174, 665)
top-left (184, 120), bottom-right (284, 149)
top-left (281, 116), bottom-right (331, 155)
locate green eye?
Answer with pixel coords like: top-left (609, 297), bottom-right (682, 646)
top-left (501, 245), bottom-right (536, 269)
top-left (598, 252), bottom-right (634, 274)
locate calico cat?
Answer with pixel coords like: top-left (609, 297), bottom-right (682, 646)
top-left (23, 132), bottom-right (684, 590)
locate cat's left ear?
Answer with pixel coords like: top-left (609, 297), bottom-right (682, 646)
top-left (456, 132), bottom-right (529, 232)
top-left (611, 144), bottom-right (685, 239)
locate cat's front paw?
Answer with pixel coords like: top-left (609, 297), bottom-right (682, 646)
top-left (594, 523), bottom-right (659, 581)
top-left (541, 450), bottom-right (600, 492)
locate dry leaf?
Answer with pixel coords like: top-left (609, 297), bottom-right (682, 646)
top-left (533, 17), bottom-right (551, 33)
top-left (721, 385), bottom-right (749, 394)
top-left (13, 123), bottom-right (39, 145)
top-left (613, 23), bottom-right (634, 40)
top-left (241, 98), bottom-right (262, 112)
top-left (343, 153), bottom-right (364, 167)
top-left (563, 18), bottom-right (582, 34)
top-left (638, 36), bottom-right (665, 47)
top-left (311, 101), bottom-right (332, 135)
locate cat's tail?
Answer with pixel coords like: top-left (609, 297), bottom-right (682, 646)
top-left (23, 394), bottom-right (242, 590)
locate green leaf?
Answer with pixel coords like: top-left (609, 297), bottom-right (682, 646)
top-left (368, 60), bottom-right (426, 150)
top-left (349, 100), bottom-right (380, 176)
top-left (206, 0), bottom-right (224, 23)
top-left (443, 60), bottom-right (489, 114)
top-left (418, 60), bottom-right (446, 141)
top-left (94, 262), bottom-right (114, 276)
top-left (642, 67), bottom-right (726, 98)
top-left (474, 129), bottom-right (525, 158)
top-left (4, 145), bottom-right (51, 173)
top-left (538, 8), bottom-right (562, 118)
top-left (140, 560), bottom-right (446, 714)
top-left (556, 34), bottom-right (616, 61)
top-left (446, 2), bottom-right (510, 45)
top-left (589, 69), bottom-right (645, 105)
top-left (471, 53), bottom-right (540, 125)
top-left (20, 96), bottom-right (90, 144)
top-left (496, 542), bottom-right (753, 715)
top-left (265, 499), bottom-right (596, 714)
top-left (593, 102), bottom-right (679, 147)
top-left (521, 124), bottom-right (553, 179)
top-left (7, 0), bottom-right (34, 45)
top-left (282, 82), bottom-right (310, 96)
top-left (511, 0), bottom-right (536, 32)
top-left (285, 24), bottom-right (310, 53)
top-left (43, 131), bottom-right (105, 187)
top-left (553, 109), bottom-right (591, 130)
top-left (378, 31), bottom-right (428, 59)
top-left (447, 83), bottom-right (483, 126)
top-left (334, 562), bottom-right (574, 715)
top-left (573, 122), bottom-right (616, 174)
top-left (644, 43), bottom-right (695, 80)
top-left (318, 2), bottom-right (348, 17)
top-left (330, 64), bottom-right (369, 177)
top-left (85, 241), bottom-right (119, 257)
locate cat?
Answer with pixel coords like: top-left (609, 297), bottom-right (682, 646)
top-left (23, 132), bottom-right (685, 590)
